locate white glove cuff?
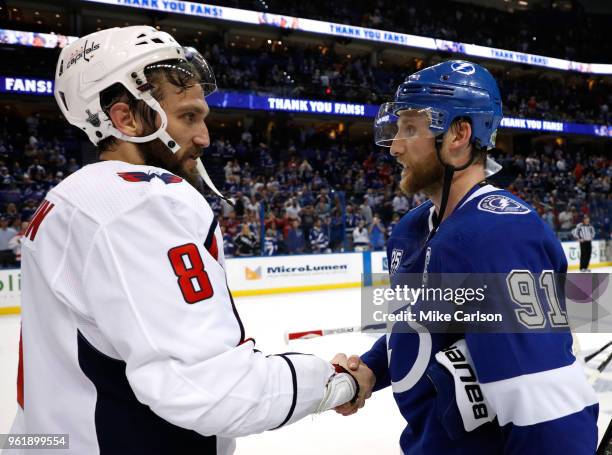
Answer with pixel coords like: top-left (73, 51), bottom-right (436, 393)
top-left (316, 367), bottom-right (358, 413)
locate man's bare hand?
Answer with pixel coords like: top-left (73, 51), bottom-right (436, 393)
top-left (331, 353), bottom-right (375, 416)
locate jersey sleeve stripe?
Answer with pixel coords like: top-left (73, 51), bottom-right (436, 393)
top-left (226, 286), bottom-right (245, 343)
top-left (17, 328), bottom-right (24, 409)
top-left (208, 235), bottom-right (219, 262)
top-left (480, 359), bottom-right (598, 426)
top-left (204, 218), bottom-right (218, 251)
top-left (269, 354), bottom-right (297, 430)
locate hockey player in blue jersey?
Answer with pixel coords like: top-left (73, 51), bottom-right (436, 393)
top-left (333, 60), bottom-right (599, 454)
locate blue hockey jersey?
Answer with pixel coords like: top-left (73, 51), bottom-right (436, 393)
top-left (361, 184), bottom-right (599, 454)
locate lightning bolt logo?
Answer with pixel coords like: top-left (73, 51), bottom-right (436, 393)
top-left (451, 62), bottom-right (476, 75)
top-left (477, 195), bottom-right (531, 215)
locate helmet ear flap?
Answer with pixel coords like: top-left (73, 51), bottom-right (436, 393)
top-left (97, 82), bottom-right (160, 151)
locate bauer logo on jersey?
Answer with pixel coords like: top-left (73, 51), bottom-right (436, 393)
top-left (477, 195), bottom-right (530, 215)
top-left (390, 249), bottom-right (403, 275)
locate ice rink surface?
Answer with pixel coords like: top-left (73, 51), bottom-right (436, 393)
top-left (1, 267), bottom-right (611, 453)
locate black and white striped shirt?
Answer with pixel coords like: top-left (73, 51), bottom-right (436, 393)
top-left (572, 223), bottom-right (596, 241)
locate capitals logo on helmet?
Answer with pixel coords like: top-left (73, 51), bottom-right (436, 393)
top-left (54, 26), bottom-right (188, 150)
top-left (53, 26), bottom-right (230, 202)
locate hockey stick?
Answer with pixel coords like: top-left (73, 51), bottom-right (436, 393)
top-left (285, 323), bottom-right (386, 343)
top-left (595, 350), bottom-right (612, 374)
top-left (584, 344), bottom-right (612, 453)
top-left (584, 340), bottom-right (612, 384)
top-left (585, 340), bottom-right (612, 363)
top-left (588, 352), bottom-right (612, 385)
top-left (597, 416), bottom-right (612, 455)
top-left (584, 341), bottom-right (612, 362)
top-left (587, 345), bottom-right (612, 385)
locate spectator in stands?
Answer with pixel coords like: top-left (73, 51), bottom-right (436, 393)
top-left (0, 104), bottom-right (608, 258)
top-left (369, 216), bottom-right (386, 251)
top-left (232, 191), bottom-right (249, 219)
top-left (5, 203), bottom-right (19, 225)
top-left (309, 218), bottom-right (329, 253)
top-left (300, 204), bottom-right (316, 245)
top-left (570, 206), bottom-right (580, 226)
top-left (388, 213), bottom-right (400, 238)
top-left (243, 194), bottom-right (257, 214)
top-left (284, 197), bottom-right (301, 220)
top-left (66, 158), bottom-right (80, 174)
top-left (314, 197), bottom-right (330, 218)
top-left (286, 219), bottom-right (305, 254)
top-left (26, 159), bottom-right (46, 181)
top-left (344, 204), bottom-right (361, 249)
top-left (8, 221), bottom-right (28, 266)
top-left (542, 209), bottom-right (556, 231)
top-left (223, 232), bottom-right (235, 258)
top-left (245, 211), bottom-right (262, 237)
top-left (359, 199), bottom-right (373, 225)
top-left (298, 159), bottom-right (313, 179)
top-left (353, 219), bottom-right (370, 251)
top-left (224, 159), bottom-right (241, 181)
top-left (354, 171), bottom-right (367, 196)
top-left (558, 207), bottom-right (574, 231)
top-left (412, 191), bottom-right (427, 207)
top-left (363, 188), bottom-right (377, 208)
top-left (392, 190), bottom-right (410, 215)
top-left (223, 211), bottom-right (240, 234)
top-left (0, 217), bottom-right (17, 268)
top-left (328, 204), bottom-right (345, 251)
top-left (263, 228), bottom-right (279, 256)
top-left (234, 223), bottom-right (259, 256)
top-left (52, 171), bottom-right (64, 187)
top-left (0, 166), bottom-right (13, 186)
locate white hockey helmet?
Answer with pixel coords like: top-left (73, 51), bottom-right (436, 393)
top-left (54, 25), bottom-right (227, 199)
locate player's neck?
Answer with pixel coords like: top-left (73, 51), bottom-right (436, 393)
top-left (99, 142), bottom-right (146, 165)
top-left (431, 165), bottom-right (486, 222)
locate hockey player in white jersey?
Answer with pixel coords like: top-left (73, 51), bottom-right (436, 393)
top-left (9, 26), bottom-right (373, 454)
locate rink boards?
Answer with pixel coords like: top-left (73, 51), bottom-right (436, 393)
top-left (0, 239), bottom-right (609, 315)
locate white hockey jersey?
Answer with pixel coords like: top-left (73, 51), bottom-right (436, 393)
top-left (10, 160), bottom-right (335, 454)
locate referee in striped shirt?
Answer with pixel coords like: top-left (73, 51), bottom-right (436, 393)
top-left (572, 215), bottom-right (596, 271)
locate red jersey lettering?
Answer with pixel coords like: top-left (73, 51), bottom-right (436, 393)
top-left (25, 199), bottom-right (55, 241)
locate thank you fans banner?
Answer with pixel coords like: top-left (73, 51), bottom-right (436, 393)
top-left (1, 77), bottom-right (610, 138)
top-left (80, 0), bottom-right (612, 75)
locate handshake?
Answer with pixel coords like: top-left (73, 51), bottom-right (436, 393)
top-left (331, 353), bottom-right (376, 416)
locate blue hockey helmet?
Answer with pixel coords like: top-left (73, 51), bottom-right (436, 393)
top-left (374, 60), bottom-right (503, 174)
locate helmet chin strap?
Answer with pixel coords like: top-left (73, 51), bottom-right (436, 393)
top-left (428, 136), bottom-right (476, 240)
top-left (100, 91), bottom-right (232, 204)
top-left (196, 158), bottom-right (234, 205)
top-left (138, 93), bottom-right (234, 205)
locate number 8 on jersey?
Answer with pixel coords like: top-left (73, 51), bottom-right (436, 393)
top-left (168, 243), bottom-right (214, 304)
